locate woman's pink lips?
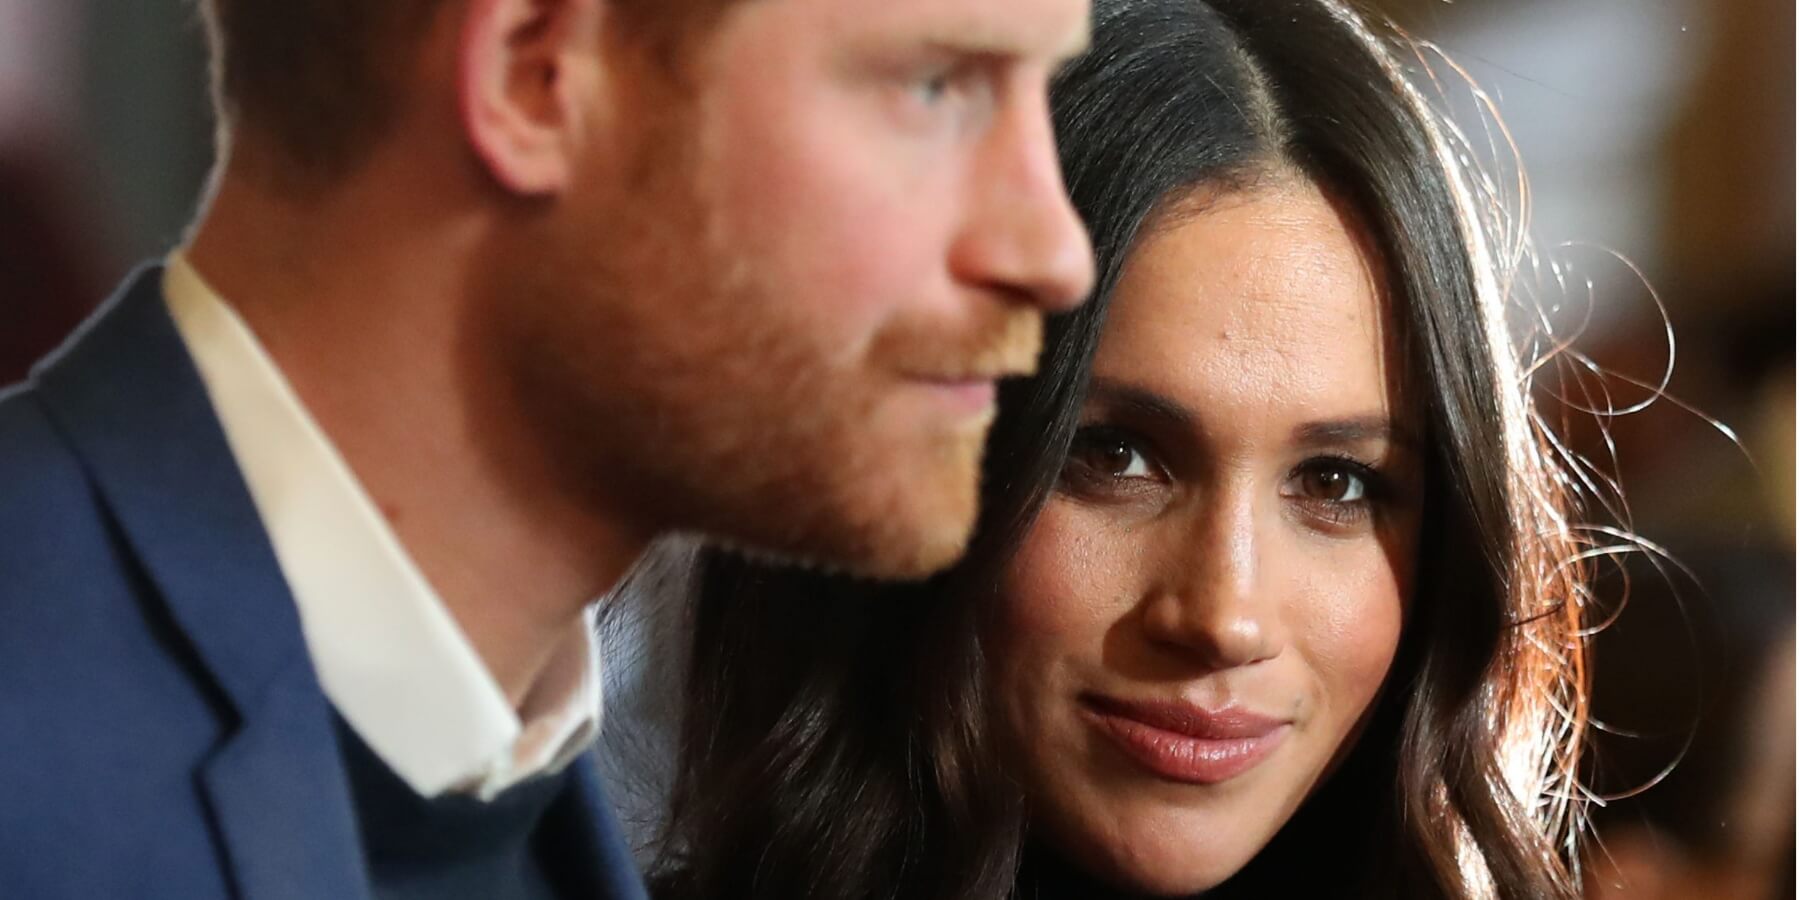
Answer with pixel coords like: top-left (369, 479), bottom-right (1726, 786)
top-left (1081, 694), bottom-right (1290, 785)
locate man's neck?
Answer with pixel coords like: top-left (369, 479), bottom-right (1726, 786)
top-left (185, 165), bottom-right (647, 707)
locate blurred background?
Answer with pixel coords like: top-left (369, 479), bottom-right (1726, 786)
top-left (0, 0), bottom-right (1791, 895)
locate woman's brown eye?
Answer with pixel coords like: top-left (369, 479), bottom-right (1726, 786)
top-left (1298, 465), bottom-right (1366, 502)
top-left (1085, 438), bottom-right (1134, 475)
top-left (1068, 428), bottom-right (1156, 480)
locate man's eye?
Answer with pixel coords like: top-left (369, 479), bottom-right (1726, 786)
top-left (1067, 427), bottom-right (1157, 480)
top-left (895, 60), bottom-right (997, 121)
top-left (910, 70), bottom-right (955, 105)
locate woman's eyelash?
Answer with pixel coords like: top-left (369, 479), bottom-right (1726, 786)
top-left (1061, 425), bottom-right (1166, 490)
top-left (1284, 455), bottom-right (1396, 528)
top-left (1294, 455), bottom-right (1387, 495)
top-left (1060, 428), bottom-right (1403, 527)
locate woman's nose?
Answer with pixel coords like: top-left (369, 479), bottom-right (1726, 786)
top-left (1138, 496), bottom-right (1282, 670)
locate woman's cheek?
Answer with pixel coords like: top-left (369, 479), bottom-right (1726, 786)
top-left (1293, 547), bottom-right (1408, 719)
top-left (995, 498), bottom-right (1141, 649)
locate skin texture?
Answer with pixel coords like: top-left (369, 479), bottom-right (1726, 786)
top-left (481, 0), bottom-right (1097, 581)
top-left (186, 0), bottom-right (1093, 703)
top-left (986, 177), bottom-right (1423, 896)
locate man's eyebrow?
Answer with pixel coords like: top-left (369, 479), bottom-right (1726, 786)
top-left (1086, 376), bottom-right (1197, 431)
top-left (915, 19), bottom-right (1090, 63)
top-left (1292, 416), bottom-right (1418, 451)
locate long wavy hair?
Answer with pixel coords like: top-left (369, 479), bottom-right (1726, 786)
top-left (649, 1), bottom-right (1590, 897)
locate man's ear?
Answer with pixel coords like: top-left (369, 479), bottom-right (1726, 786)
top-left (458, 0), bottom-right (605, 196)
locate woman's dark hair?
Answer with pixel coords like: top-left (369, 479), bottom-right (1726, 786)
top-left (648, 1), bottom-right (1589, 897)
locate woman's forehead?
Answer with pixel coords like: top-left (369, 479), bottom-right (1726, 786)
top-left (1097, 180), bottom-right (1408, 424)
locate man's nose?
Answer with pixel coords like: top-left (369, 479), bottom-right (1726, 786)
top-left (949, 91), bottom-right (1096, 313)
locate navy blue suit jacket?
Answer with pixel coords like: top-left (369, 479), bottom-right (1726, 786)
top-left (0, 268), bottom-right (650, 900)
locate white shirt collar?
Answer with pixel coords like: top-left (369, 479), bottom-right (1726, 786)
top-left (162, 252), bottom-right (601, 801)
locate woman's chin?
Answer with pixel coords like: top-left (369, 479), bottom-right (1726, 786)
top-left (1059, 824), bottom-right (1262, 898)
top-left (1101, 859), bottom-right (1241, 898)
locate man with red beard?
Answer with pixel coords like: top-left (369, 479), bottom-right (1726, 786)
top-left (0, 1), bottom-right (1094, 898)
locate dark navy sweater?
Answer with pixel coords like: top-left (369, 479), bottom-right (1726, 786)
top-left (335, 716), bottom-right (577, 900)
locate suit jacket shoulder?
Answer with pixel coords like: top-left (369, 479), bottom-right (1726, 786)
top-left (0, 267), bottom-right (355, 900)
top-left (0, 324), bottom-right (242, 897)
top-left (0, 268), bottom-right (648, 900)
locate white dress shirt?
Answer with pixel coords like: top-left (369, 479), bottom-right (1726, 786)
top-left (162, 253), bottom-right (601, 802)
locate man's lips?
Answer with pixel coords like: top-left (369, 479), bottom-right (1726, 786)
top-left (900, 364), bottom-right (1033, 417)
top-left (911, 378), bottom-right (998, 416)
top-left (901, 358), bottom-right (1038, 384)
top-left (1081, 693), bottom-right (1291, 785)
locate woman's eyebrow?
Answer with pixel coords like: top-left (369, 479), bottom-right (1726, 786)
top-left (1292, 416), bottom-right (1418, 451)
top-left (1087, 377), bottom-right (1419, 452)
top-left (1085, 376), bottom-right (1196, 431)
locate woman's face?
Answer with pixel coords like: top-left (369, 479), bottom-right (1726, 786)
top-left (987, 177), bottom-right (1423, 896)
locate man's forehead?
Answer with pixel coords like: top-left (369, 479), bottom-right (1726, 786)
top-left (832, 0), bottom-right (1092, 61)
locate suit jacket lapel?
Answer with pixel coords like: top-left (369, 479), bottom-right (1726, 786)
top-left (32, 267), bottom-right (371, 900)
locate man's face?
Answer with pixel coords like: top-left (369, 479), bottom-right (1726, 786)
top-left (491, 0), bottom-right (1095, 579)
